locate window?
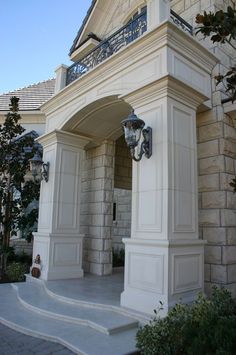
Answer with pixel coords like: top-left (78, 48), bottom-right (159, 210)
top-left (113, 202), bottom-right (117, 222)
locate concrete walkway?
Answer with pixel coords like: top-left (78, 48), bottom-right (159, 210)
top-left (0, 323), bottom-right (75, 355)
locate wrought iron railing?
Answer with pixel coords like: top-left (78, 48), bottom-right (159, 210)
top-left (66, 10), bottom-right (147, 85)
top-left (66, 9), bottom-right (193, 86)
top-left (170, 9), bottom-right (193, 35)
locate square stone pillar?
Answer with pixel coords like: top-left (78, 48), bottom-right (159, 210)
top-left (33, 130), bottom-right (90, 280)
top-left (121, 77), bottom-right (207, 316)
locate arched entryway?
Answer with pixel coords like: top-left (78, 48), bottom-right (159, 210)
top-left (63, 97), bottom-right (132, 276)
top-left (34, 78), bottom-right (208, 315)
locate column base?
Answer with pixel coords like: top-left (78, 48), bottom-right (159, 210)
top-left (33, 233), bottom-right (84, 281)
top-left (121, 238), bottom-right (205, 316)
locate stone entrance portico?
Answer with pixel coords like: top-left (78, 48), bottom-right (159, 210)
top-left (32, 0), bottom-right (218, 316)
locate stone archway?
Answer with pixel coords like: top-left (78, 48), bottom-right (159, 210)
top-left (34, 78), bottom-right (209, 315)
top-left (33, 96), bottom-right (132, 279)
top-left (64, 97), bottom-right (133, 276)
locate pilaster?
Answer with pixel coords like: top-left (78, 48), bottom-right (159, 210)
top-left (121, 78), bottom-right (207, 315)
top-left (33, 130), bottom-right (90, 280)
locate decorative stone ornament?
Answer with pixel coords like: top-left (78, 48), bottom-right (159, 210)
top-left (31, 254), bottom-right (41, 278)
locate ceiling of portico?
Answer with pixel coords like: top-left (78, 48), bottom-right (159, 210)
top-left (62, 96), bottom-right (131, 144)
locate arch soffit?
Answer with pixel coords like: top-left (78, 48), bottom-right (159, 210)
top-left (60, 95), bottom-right (132, 145)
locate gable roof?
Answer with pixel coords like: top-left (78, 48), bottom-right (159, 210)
top-left (0, 79), bottom-right (55, 111)
top-left (69, 0), bottom-right (97, 56)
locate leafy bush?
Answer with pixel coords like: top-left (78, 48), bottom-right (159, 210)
top-left (136, 287), bottom-right (236, 355)
top-left (6, 262), bottom-right (28, 282)
top-left (112, 248), bottom-right (125, 267)
top-left (9, 251), bottom-right (32, 267)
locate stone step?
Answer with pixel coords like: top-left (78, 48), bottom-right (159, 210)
top-left (13, 282), bottom-right (139, 335)
top-left (0, 284), bottom-right (138, 355)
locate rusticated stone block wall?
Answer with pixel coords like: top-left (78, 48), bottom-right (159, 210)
top-left (170, 0), bottom-right (236, 295)
top-left (197, 107), bottom-right (236, 296)
top-left (80, 141), bottom-right (115, 276)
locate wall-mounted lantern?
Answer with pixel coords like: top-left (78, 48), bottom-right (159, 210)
top-left (121, 110), bottom-right (152, 162)
top-left (29, 151), bottom-right (49, 182)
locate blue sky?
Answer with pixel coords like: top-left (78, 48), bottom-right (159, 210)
top-left (0, 0), bottom-right (92, 94)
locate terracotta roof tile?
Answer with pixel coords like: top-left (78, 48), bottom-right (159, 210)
top-left (0, 79), bottom-right (55, 111)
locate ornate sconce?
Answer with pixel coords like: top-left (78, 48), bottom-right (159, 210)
top-left (121, 110), bottom-right (152, 162)
top-left (29, 151), bottom-right (49, 182)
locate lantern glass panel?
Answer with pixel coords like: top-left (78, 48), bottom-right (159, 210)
top-left (123, 124), bottom-right (142, 148)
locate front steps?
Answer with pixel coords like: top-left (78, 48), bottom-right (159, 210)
top-left (0, 279), bottom-right (142, 355)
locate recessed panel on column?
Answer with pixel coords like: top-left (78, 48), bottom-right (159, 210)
top-left (61, 149), bottom-right (79, 175)
top-left (53, 242), bottom-right (79, 266)
top-left (136, 190), bottom-right (162, 232)
top-left (172, 53), bottom-right (209, 95)
top-left (128, 252), bottom-right (164, 293)
top-left (172, 107), bottom-right (194, 149)
top-left (171, 105), bottom-right (196, 233)
top-left (172, 253), bottom-right (202, 294)
top-left (38, 202), bottom-right (52, 230)
top-left (56, 148), bottom-right (80, 231)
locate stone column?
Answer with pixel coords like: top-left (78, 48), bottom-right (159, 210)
top-left (80, 141), bottom-right (115, 276)
top-left (121, 77), bottom-right (207, 316)
top-left (33, 130), bottom-right (90, 280)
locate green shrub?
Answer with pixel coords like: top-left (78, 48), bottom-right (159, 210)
top-left (8, 250), bottom-right (32, 267)
top-left (6, 262), bottom-right (28, 282)
top-left (136, 287), bottom-right (236, 355)
top-left (112, 248), bottom-right (125, 267)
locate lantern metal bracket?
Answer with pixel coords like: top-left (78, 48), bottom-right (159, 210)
top-left (130, 127), bottom-right (152, 162)
top-left (42, 162), bottom-right (50, 182)
top-left (29, 150), bottom-right (50, 182)
top-left (121, 110), bottom-right (152, 162)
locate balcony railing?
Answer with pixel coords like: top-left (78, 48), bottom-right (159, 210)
top-left (66, 10), bottom-right (147, 85)
top-left (170, 9), bottom-right (193, 35)
top-left (66, 9), bottom-right (193, 86)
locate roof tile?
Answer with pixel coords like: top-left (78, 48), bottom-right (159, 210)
top-left (0, 79), bottom-right (55, 111)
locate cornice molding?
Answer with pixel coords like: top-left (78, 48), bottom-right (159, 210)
top-left (41, 21), bottom-right (218, 117)
top-left (36, 129), bottom-right (91, 148)
top-left (121, 75), bottom-right (208, 109)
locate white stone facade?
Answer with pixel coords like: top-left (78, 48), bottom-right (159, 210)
top-left (29, 0), bottom-right (236, 316)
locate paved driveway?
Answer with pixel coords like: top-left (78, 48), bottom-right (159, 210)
top-left (0, 323), bottom-right (76, 355)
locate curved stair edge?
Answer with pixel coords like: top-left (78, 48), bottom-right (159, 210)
top-left (43, 282), bottom-right (149, 324)
top-left (0, 316), bottom-right (82, 355)
top-left (11, 284), bottom-right (111, 335)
